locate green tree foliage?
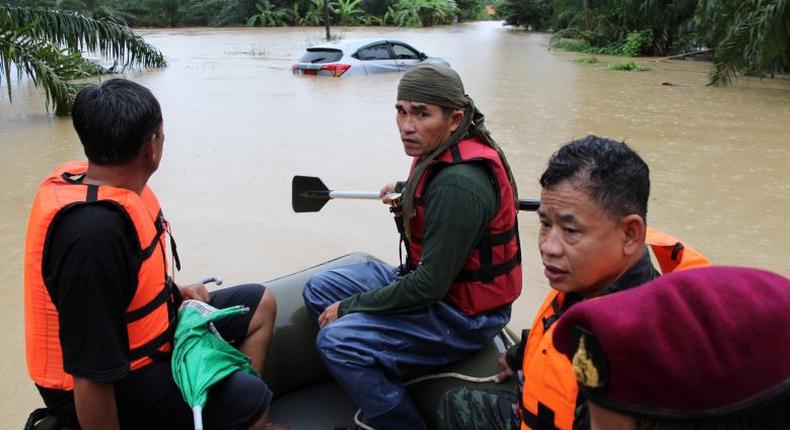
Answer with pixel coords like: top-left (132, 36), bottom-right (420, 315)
top-left (455, 0), bottom-right (484, 22)
top-left (302, 0), bottom-right (327, 25)
top-left (545, 0), bottom-right (789, 84)
top-left (333, 0), bottom-right (363, 24)
top-left (550, 0), bottom-right (697, 56)
top-left (392, 0), bottom-right (458, 26)
top-left (697, 0), bottom-right (790, 85)
top-left (246, 0), bottom-right (291, 25)
top-left (1, 5), bottom-right (166, 114)
top-left (500, 0), bottom-right (551, 30)
top-left (56, 0), bottom-right (137, 23)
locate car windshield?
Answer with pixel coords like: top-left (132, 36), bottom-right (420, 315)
top-left (300, 48), bottom-right (343, 64)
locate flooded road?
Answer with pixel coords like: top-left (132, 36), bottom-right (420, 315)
top-left (2, 21), bottom-right (789, 427)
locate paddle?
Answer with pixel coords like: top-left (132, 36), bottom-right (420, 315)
top-left (292, 175), bottom-right (540, 213)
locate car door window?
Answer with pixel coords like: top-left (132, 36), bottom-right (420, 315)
top-left (356, 44), bottom-right (393, 61)
top-left (391, 44), bottom-right (420, 60)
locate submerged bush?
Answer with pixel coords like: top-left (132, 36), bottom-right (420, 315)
top-left (550, 37), bottom-right (589, 52)
top-left (617, 30), bottom-right (653, 56)
top-left (574, 56), bottom-right (598, 64)
top-left (609, 60), bottom-right (650, 72)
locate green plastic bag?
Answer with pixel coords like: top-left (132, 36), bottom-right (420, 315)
top-left (172, 300), bottom-right (257, 430)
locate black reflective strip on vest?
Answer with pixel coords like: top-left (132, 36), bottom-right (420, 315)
top-left (86, 184), bottom-right (98, 202)
top-left (521, 402), bottom-right (561, 430)
top-left (125, 286), bottom-right (169, 323)
top-left (455, 251), bottom-right (520, 283)
top-left (128, 329), bottom-right (171, 361)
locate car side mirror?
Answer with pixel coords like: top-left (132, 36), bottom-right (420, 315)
top-left (419, 52), bottom-right (427, 60)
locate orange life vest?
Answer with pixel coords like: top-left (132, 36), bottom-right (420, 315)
top-left (407, 138), bottom-right (522, 315)
top-left (519, 228), bottom-right (709, 429)
top-left (24, 161), bottom-right (176, 391)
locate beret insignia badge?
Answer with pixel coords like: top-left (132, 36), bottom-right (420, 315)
top-left (572, 335), bottom-right (602, 388)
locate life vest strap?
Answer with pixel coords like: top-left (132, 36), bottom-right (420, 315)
top-left (487, 224), bottom-right (518, 246)
top-left (125, 283), bottom-right (170, 323)
top-left (128, 328), bottom-right (171, 361)
top-left (409, 225), bottom-right (519, 271)
top-left (141, 213), bottom-right (166, 260)
top-left (86, 184), bottom-right (98, 202)
top-left (455, 250), bottom-right (520, 283)
top-left (542, 293), bottom-right (582, 332)
top-left (449, 144), bottom-right (462, 162)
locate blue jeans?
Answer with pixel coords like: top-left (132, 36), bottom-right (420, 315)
top-left (303, 261), bottom-right (511, 430)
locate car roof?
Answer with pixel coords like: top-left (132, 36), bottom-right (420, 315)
top-left (308, 38), bottom-right (416, 52)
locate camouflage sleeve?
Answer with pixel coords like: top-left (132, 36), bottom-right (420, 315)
top-left (437, 387), bottom-right (520, 430)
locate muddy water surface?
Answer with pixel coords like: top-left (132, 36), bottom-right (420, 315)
top-left (2, 21), bottom-right (789, 428)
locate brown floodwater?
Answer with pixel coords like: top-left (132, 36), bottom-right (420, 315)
top-left (2, 21), bottom-right (789, 427)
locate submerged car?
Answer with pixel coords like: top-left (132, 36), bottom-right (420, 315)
top-left (292, 38), bottom-right (451, 77)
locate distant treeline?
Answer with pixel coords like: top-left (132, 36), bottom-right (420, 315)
top-left (4, 0), bottom-right (493, 28)
top-left (499, 0), bottom-right (789, 85)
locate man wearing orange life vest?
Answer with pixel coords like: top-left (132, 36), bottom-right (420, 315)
top-left (24, 79), bottom-right (278, 430)
top-left (438, 135), bottom-right (709, 430)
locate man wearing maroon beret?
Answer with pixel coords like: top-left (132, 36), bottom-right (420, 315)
top-left (552, 266), bottom-right (790, 429)
top-left (438, 135), bottom-right (709, 430)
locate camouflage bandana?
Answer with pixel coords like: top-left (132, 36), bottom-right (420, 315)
top-left (397, 63), bottom-right (467, 109)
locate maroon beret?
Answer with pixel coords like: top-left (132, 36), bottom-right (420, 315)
top-left (552, 266), bottom-right (790, 419)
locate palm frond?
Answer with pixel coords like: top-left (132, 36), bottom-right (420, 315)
top-left (1, 4), bottom-right (166, 114)
top-left (0, 31), bottom-right (77, 112)
top-left (2, 5), bottom-right (166, 68)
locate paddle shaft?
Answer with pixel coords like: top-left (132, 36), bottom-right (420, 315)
top-left (331, 191), bottom-right (381, 199)
top-left (301, 190), bottom-right (539, 211)
top-left (299, 190), bottom-right (390, 200)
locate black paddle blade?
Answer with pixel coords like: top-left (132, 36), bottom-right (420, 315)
top-left (292, 176), bottom-right (331, 213)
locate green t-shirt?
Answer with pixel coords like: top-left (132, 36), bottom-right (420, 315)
top-left (339, 162), bottom-right (498, 316)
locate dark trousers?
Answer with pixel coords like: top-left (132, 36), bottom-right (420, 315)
top-left (37, 284), bottom-right (272, 430)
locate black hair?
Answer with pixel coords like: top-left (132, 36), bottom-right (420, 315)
top-left (71, 79), bottom-right (162, 166)
top-left (634, 394), bottom-right (790, 430)
top-left (539, 135), bottom-right (650, 221)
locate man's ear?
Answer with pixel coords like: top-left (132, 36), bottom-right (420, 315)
top-left (142, 135), bottom-right (157, 162)
top-left (620, 214), bottom-right (646, 256)
top-left (449, 109), bottom-right (464, 133)
top-left (141, 130), bottom-right (162, 167)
